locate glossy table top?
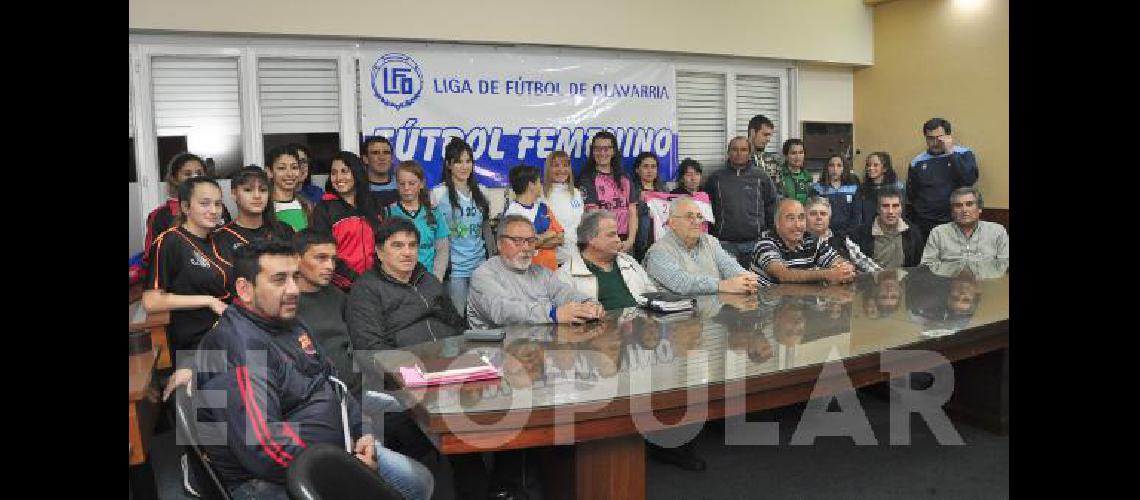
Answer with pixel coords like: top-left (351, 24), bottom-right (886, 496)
top-left (361, 261), bottom-right (1009, 418)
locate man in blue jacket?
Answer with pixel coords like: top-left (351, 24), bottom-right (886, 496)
top-left (906, 117), bottom-right (979, 244)
top-left (192, 239), bottom-right (433, 500)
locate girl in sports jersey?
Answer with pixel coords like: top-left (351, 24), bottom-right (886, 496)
top-left (430, 138), bottom-right (490, 314)
top-left (142, 153), bottom-right (232, 269)
top-left (542, 150), bottom-right (584, 266)
top-left (265, 145), bottom-right (313, 231)
top-left (577, 131), bottom-right (638, 253)
top-left (310, 151), bottom-right (383, 289)
top-left (384, 161), bottom-right (450, 279)
top-left (631, 152), bottom-right (665, 262)
top-left (811, 154), bottom-right (864, 236)
top-left (143, 176), bottom-right (232, 364)
top-left (212, 166), bottom-right (294, 283)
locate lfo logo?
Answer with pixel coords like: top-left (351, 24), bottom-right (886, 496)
top-left (371, 53), bottom-right (423, 110)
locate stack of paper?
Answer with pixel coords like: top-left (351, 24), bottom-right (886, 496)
top-left (398, 357), bottom-right (502, 387)
top-left (649, 299), bottom-right (695, 312)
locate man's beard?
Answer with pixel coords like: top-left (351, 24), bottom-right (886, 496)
top-left (504, 252), bottom-right (535, 271)
top-left (270, 315), bottom-right (298, 329)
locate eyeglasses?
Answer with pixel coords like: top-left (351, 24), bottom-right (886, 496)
top-left (950, 200), bottom-right (977, 209)
top-left (501, 235), bottom-right (538, 246)
top-left (671, 213), bottom-right (705, 223)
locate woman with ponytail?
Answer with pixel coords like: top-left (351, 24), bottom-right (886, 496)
top-left (430, 138), bottom-right (490, 313)
top-left (384, 161), bottom-right (450, 279)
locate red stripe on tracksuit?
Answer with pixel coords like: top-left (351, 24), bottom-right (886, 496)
top-left (235, 365), bottom-right (305, 466)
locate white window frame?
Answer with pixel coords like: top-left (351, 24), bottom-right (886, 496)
top-left (128, 34), bottom-right (359, 239)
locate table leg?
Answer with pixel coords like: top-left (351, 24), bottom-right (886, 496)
top-left (574, 434), bottom-right (646, 500)
top-left (152, 326), bottom-right (171, 370)
top-left (946, 347), bottom-right (1008, 434)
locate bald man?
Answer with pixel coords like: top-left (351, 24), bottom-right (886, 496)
top-left (751, 199), bottom-right (856, 287)
top-left (644, 197), bottom-right (760, 295)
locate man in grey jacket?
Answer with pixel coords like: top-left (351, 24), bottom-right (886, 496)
top-left (468, 214), bottom-right (605, 328)
top-left (702, 136), bottom-right (781, 267)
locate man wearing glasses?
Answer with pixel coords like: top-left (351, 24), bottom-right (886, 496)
top-left (645, 197), bottom-right (761, 295)
top-left (920, 187), bottom-right (1009, 265)
top-left (906, 117), bottom-right (980, 244)
top-left (467, 214), bottom-right (604, 328)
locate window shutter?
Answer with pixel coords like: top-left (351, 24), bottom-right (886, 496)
top-left (734, 74), bottom-right (783, 154)
top-left (675, 71), bottom-right (727, 176)
top-left (151, 56), bottom-right (241, 137)
top-left (258, 58), bottom-right (340, 134)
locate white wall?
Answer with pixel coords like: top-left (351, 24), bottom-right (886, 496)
top-left (129, 0), bottom-right (873, 65)
top-left (798, 64), bottom-right (854, 125)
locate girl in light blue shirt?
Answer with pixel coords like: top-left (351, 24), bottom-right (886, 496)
top-left (430, 138), bottom-right (490, 316)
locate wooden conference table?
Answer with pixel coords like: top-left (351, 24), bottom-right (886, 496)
top-left (360, 261), bottom-right (1009, 500)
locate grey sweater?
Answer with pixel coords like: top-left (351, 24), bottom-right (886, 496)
top-left (467, 256), bottom-right (596, 328)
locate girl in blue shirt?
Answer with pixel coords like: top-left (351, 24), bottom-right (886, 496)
top-left (429, 138), bottom-right (490, 316)
top-left (811, 154), bottom-right (863, 235)
top-left (385, 161), bottom-right (450, 279)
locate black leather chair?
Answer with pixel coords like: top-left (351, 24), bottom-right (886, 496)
top-left (173, 385), bottom-right (233, 500)
top-left (285, 442), bottom-right (405, 500)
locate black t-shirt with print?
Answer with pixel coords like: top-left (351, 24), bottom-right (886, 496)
top-left (147, 226), bottom-right (232, 353)
top-left (211, 221), bottom-right (295, 275)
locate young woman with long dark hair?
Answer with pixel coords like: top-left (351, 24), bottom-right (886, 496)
top-left (143, 177), bottom-right (232, 361)
top-left (212, 166), bottom-right (294, 280)
top-left (631, 151), bottom-right (665, 261)
top-left (310, 151), bottom-right (384, 289)
top-left (577, 131), bottom-right (638, 253)
top-left (430, 137), bottom-right (490, 313)
top-left (810, 154), bottom-right (863, 235)
top-left (860, 151), bottom-right (906, 227)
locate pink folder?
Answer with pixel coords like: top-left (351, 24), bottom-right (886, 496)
top-left (398, 363), bottom-right (502, 388)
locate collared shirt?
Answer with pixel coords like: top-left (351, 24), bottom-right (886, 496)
top-left (872, 217), bottom-right (910, 269)
top-left (818, 229), bottom-right (882, 273)
top-left (644, 231), bottom-right (746, 295)
top-left (751, 230), bottom-right (840, 286)
top-left (920, 220), bottom-right (1009, 265)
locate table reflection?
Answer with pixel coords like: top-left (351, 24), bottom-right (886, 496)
top-left (363, 266), bottom-right (1008, 416)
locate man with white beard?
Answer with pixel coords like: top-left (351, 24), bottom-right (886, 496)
top-left (467, 214), bottom-right (605, 328)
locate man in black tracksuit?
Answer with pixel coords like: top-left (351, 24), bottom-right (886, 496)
top-left (906, 117), bottom-right (980, 244)
top-left (192, 240), bottom-right (432, 500)
top-left (703, 136), bottom-right (781, 268)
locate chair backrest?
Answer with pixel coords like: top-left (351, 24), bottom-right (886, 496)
top-left (285, 442), bottom-right (404, 500)
top-left (174, 385), bottom-right (233, 500)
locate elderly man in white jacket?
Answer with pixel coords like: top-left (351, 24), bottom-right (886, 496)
top-left (556, 209), bottom-right (657, 310)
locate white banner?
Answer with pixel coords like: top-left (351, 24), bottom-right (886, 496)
top-left (360, 43), bottom-right (677, 187)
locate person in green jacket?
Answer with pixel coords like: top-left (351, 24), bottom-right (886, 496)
top-left (779, 138), bottom-right (814, 204)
